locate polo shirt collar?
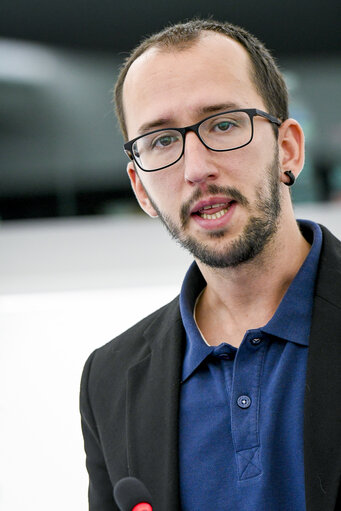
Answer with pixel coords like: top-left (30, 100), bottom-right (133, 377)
top-left (180, 220), bottom-right (322, 381)
top-left (261, 220), bottom-right (322, 345)
top-left (180, 261), bottom-right (212, 381)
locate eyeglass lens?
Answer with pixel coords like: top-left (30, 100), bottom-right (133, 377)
top-left (132, 110), bottom-right (252, 171)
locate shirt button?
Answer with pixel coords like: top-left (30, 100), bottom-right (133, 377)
top-left (237, 395), bottom-right (252, 409)
top-left (250, 338), bottom-right (262, 345)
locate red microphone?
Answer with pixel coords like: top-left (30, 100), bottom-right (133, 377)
top-left (132, 504), bottom-right (152, 511)
top-left (114, 477), bottom-right (153, 511)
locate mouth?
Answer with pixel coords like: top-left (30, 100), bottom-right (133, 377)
top-left (191, 199), bottom-right (236, 220)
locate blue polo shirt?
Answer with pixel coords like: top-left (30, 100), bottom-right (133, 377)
top-left (178, 220), bottom-right (322, 511)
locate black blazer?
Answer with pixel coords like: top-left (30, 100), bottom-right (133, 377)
top-left (80, 225), bottom-right (341, 511)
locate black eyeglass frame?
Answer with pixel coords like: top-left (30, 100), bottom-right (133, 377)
top-left (124, 108), bottom-right (282, 172)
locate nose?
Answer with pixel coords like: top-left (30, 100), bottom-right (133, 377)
top-left (183, 131), bottom-right (220, 185)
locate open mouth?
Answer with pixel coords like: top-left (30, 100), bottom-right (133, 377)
top-left (192, 200), bottom-right (236, 220)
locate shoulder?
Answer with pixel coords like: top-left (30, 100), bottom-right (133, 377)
top-left (81, 294), bottom-right (182, 384)
top-left (319, 224), bottom-right (341, 259)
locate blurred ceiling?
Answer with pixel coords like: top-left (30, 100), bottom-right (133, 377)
top-left (1, 0), bottom-right (340, 56)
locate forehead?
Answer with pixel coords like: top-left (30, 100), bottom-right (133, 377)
top-left (123, 32), bottom-right (264, 139)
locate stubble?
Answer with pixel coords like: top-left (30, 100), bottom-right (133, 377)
top-left (140, 152), bottom-right (282, 269)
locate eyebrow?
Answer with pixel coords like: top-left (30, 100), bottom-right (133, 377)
top-left (137, 102), bottom-right (241, 136)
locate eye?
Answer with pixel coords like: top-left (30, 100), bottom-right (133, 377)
top-left (213, 120), bottom-right (234, 132)
top-left (151, 132), bottom-right (180, 149)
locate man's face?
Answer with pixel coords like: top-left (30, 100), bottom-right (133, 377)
top-left (123, 32), bottom-right (284, 268)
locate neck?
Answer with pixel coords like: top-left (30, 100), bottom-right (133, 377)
top-left (195, 217), bottom-right (311, 347)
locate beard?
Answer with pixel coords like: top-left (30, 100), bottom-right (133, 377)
top-left (142, 151), bottom-right (282, 268)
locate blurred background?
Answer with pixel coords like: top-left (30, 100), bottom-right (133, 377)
top-left (0, 1), bottom-right (340, 510)
top-left (1, 0), bottom-right (341, 220)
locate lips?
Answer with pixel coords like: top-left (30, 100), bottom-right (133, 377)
top-left (191, 198), bottom-right (235, 219)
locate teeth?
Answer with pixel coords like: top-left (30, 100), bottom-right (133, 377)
top-left (202, 203), bottom-right (228, 210)
top-left (201, 208), bottom-right (228, 220)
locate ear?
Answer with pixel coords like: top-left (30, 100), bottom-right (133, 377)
top-left (278, 118), bottom-right (305, 184)
top-left (127, 163), bottom-right (158, 217)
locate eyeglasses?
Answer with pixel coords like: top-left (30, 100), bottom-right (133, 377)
top-left (124, 108), bottom-right (282, 172)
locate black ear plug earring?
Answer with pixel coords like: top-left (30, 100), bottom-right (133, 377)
top-left (284, 170), bottom-right (296, 187)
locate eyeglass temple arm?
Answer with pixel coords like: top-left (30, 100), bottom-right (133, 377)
top-left (254, 109), bottom-right (282, 126)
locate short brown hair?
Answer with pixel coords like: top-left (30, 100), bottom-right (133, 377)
top-left (114, 19), bottom-right (288, 141)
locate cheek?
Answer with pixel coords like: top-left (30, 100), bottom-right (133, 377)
top-left (216, 149), bottom-right (255, 183)
top-left (221, 135), bottom-right (277, 182)
top-left (144, 169), bottom-right (183, 200)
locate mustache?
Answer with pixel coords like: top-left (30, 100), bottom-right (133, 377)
top-left (180, 184), bottom-right (249, 227)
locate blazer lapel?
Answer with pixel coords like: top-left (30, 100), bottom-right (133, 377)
top-left (126, 299), bottom-right (184, 511)
top-left (304, 227), bottom-right (341, 511)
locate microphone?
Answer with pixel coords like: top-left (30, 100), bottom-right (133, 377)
top-left (113, 476), bottom-right (153, 511)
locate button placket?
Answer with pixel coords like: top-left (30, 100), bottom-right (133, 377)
top-left (231, 334), bottom-right (267, 480)
top-left (215, 345), bottom-right (236, 398)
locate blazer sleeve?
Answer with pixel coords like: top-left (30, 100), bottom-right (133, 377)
top-left (80, 350), bottom-right (117, 511)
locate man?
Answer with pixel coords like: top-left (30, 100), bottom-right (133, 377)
top-left (80, 19), bottom-right (341, 511)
